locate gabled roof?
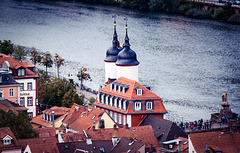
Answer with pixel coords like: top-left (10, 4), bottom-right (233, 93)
top-left (189, 131), bottom-right (240, 153)
top-left (0, 127), bottom-right (21, 151)
top-left (139, 115), bottom-right (187, 143)
top-left (62, 125), bottom-right (159, 148)
top-left (68, 107), bottom-right (107, 132)
top-left (94, 77), bottom-right (167, 114)
top-left (0, 72), bottom-right (19, 86)
top-left (0, 98), bottom-right (28, 114)
top-left (62, 103), bottom-right (85, 124)
top-left (18, 137), bottom-right (59, 153)
top-left (34, 127), bottom-right (56, 138)
top-left (0, 53), bottom-right (38, 78)
top-left (32, 106), bottom-right (70, 127)
top-left (57, 140), bottom-right (113, 153)
top-left (100, 77), bottom-right (161, 100)
top-left (110, 136), bottom-right (145, 153)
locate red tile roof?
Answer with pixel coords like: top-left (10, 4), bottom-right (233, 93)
top-left (68, 107), bottom-right (106, 132)
top-left (0, 53), bottom-right (38, 78)
top-left (32, 106), bottom-right (70, 127)
top-left (34, 127), bottom-right (56, 138)
top-left (0, 98), bottom-right (28, 114)
top-left (94, 77), bottom-right (167, 114)
top-left (62, 103), bottom-right (85, 125)
top-left (18, 137), bottom-right (59, 153)
top-left (0, 127), bottom-right (21, 151)
top-left (189, 131), bottom-right (240, 153)
top-left (62, 125), bottom-right (159, 148)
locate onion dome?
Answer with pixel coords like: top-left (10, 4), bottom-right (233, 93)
top-left (104, 17), bottom-right (122, 62)
top-left (115, 22), bottom-right (139, 66)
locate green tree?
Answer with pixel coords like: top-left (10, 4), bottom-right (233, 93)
top-left (13, 45), bottom-right (27, 61)
top-left (0, 109), bottom-right (37, 139)
top-left (30, 47), bottom-right (42, 66)
top-left (41, 51), bottom-right (53, 75)
top-left (77, 66), bottom-right (91, 90)
top-left (0, 40), bottom-right (15, 55)
top-left (89, 97), bottom-right (96, 106)
top-left (54, 53), bottom-right (65, 78)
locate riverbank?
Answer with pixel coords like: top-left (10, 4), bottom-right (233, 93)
top-left (72, 0), bottom-right (240, 24)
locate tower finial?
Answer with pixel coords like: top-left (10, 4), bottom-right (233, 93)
top-left (112, 15), bottom-right (118, 45)
top-left (124, 17), bottom-right (130, 47)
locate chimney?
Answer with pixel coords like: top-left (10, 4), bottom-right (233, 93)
top-left (52, 111), bottom-right (55, 127)
top-left (113, 124), bottom-right (117, 131)
top-left (177, 140), bottom-right (181, 153)
top-left (126, 124), bottom-right (129, 131)
top-left (205, 144), bottom-right (210, 153)
top-left (112, 136), bottom-right (117, 146)
top-left (86, 137), bottom-right (92, 145)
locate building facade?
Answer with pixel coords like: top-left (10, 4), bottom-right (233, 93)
top-left (0, 53), bottom-right (39, 117)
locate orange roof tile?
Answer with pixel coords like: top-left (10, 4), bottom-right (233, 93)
top-left (42, 106), bottom-right (70, 115)
top-left (94, 77), bottom-right (167, 114)
top-left (62, 103), bottom-right (85, 124)
top-left (34, 127), bottom-right (56, 138)
top-left (0, 127), bottom-right (21, 151)
top-left (62, 125), bottom-right (159, 148)
top-left (0, 53), bottom-right (38, 78)
top-left (18, 137), bottom-right (59, 153)
top-left (68, 107), bottom-right (106, 132)
top-left (189, 131), bottom-right (240, 153)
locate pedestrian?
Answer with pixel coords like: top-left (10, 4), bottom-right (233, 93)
top-left (219, 118), bottom-right (222, 127)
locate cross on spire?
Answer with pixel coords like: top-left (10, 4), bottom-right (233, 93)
top-left (112, 15), bottom-right (117, 25)
top-left (124, 17), bottom-right (128, 28)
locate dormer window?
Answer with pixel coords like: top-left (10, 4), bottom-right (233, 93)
top-left (146, 101), bottom-right (153, 110)
top-left (134, 101), bottom-right (142, 111)
top-left (18, 69), bottom-right (25, 76)
top-left (101, 94), bottom-right (105, 104)
top-left (105, 95), bottom-right (109, 105)
top-left (43, 113), bottom-right (45, 120)
top-left (123, 87), bottom-right (125, 94)
top-left (123, 100), bottom-right (127, 110)
top-left (119, 99), bottom-right (122, 109)
top-left (97, 93), bottom-right (100, 103)
top-left (114, 84), bottom-right (117, 92)
top-left (137, 89), bottom-right (142, 96)
top-left (118, 86), bottom-right (121, 93)
top-left (3, 135), bottom-right (12, 145)
top-left (110, 96), bottom-right (113, 106)
top-left (114, 98), bottom-right (118, 108)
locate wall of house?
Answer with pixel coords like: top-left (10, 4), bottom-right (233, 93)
top-left (138, 145), bottom-right (145, 153)
top-left (16, 78), bottom-right (37, 117)
top-left (95, 112), bottom-right (116, 129)
top-left (0, 85), bottom-right (19, 104)
top-left (23, 145), bottom-right (31, 153)
top-left (131, 114), bottom-right (146, 127)
top-left (48, 116), bottom-right (66, 128)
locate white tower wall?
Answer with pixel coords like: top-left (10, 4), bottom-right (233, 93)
top-left (116, 65), bottom-right (138, 82)
top-left (105, 62), bottom-right (117, 82)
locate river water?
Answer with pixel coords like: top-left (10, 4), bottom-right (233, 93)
top-left (0, 0), bottom-right (240, 122)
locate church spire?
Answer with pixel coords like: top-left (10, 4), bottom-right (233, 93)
top-left (123, 17), bottom-right (130, 47)
top-left (112, 15), bottom-right (118, 46)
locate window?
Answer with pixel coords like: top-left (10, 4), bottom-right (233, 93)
top-left (20, 83), bottom-right (24, 91)
top-left (28, 112), bottom-right (33, 118)
top-left (27, 83), bottom-right (32, 90)
top-left (9, 89), bottom-right (14, 97)
top-left (18, 69), bottom-right (25, 76)
top-left (114, 113), bottom-right (118, 122)
top-left (119, 99), bottom-right (122, 109)
top-left (146, 102), bottom-right (153, 110)
top-left (110, 97), bottom-right (113, 106)
top-left (20, 97), bottom-right (24, 106)
top-left (134, 102), bottom-right (141, 111)
top-left (3, 139), bottom-right (11, 145)
top-left (118, 114), bottom-right (122, 124)
top-left (101, 94), bottom-right (105, 104)
top-left (123, 100), bottom-right (127, 110)
top-left (0, 89), bottom-right (3, 98)
top-left (110, 111), bottom-right (113, 118)
top-left (114, 98), bottom-right (118, 108)
top-left (137, 89), bottom-right (142, 96)
top-left (27, 97), bottom-right (33, 106)
top-left (123, 115), bottom-right (126, 125)
top-left (99, 147), bottom-right (105, 153)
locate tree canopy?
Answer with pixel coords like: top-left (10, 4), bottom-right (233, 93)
top-left (13, 45), bottom-right (27, 61)
top-left (77, 66), bottom-right (91, 90)
top-left (0, 40), bottom-right (15, 55)
top-left (54, 53), bottom-right (64, 78)
top-left (30, 47), bottom-right (42, 66)
top-left (41, 51), bottom-right (53, 75)
top-left (0, 109), bottom-right (37, 139)
top-left (38, 71), bottom-right (84, 109)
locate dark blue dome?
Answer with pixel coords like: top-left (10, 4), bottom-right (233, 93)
top-left (115, 30), bottom-right (139, 66)
top-left (104, 23), bottom-right (122, 62)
